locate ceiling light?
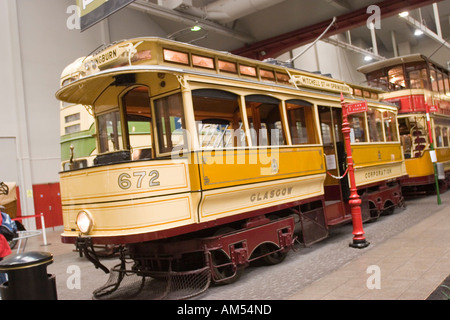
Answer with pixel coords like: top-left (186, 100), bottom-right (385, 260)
top-left (364, 55), bottom-right (373, 62)
top-left (414, 29), bottom-right (424, 36)
top-left (190, 25), bottom-right (202, 32)
top-left (398, 11), bottom-right (409, 17)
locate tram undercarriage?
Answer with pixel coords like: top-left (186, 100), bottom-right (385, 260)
top-left (78, 214), bottom-right (296, 300)
top-left (77, 179), bottom-right (405, 300)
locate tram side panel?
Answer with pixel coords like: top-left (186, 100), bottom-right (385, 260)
top-left (197, 147), bottom-right (326, 223)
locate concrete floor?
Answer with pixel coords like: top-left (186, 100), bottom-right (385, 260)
top-left (2, 190), bottom-right (449, 301)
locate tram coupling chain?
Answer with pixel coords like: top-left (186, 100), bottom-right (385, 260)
top-left (76, 236), bottom-right (110, 274)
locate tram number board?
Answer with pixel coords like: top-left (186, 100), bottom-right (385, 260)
top-left (346, 101), bottom-right (368, 114)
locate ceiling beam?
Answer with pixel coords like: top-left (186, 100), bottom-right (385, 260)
top-left (231, 0), bottom-right (445, 60)
top-left (129, 0), bottom-right (255, 43)
top-left (399, 11), bottom-right (450, 50)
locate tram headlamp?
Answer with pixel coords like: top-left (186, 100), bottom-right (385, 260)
top-left (76, 210), bottom-right (93, 234)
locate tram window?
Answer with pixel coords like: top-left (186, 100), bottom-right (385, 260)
top-left (348, 113), bottom-right (366, 143)
top-left (285, 100), bottom-right (317, 144)
top-left (443, 127), bottom-right (449, 147)
top-left (388, 66), bottom-right (405, 90)
top-left (367, 108), bottom-right (384, 142)
top-left (383, 111), bottom-right (398, 142)
top-left (435, 127), bottom-right (443, 147)
top-left (218, 60), bottom-right (237, 74)
top-left (367, 70), bottom-right (389, 91)
top-left (122, 86), bottom-right (153, 160)
top-left (154, 93), bottom-right (187, 154)
top-left (260, 69), bottom-right (275, 82)
top-left (407, 68), bottom-right (429, 89)
top-left (245, 95), bottom-right (285, 146)
top-left (192, 89), bottom-right (247, 148)
top-left (437, 71), bottom-right (445, 94)
top-left (98, 110), bottom-right (123, 153)
top-left (444, 74), bottom-right (450, 94)
top-left (430, 68), bottom-right (440, 93)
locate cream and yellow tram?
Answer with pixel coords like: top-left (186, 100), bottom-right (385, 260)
top-left (56, 38), bottom-right (406, 293)
top-left (358, 54), bottom-right (450, 193)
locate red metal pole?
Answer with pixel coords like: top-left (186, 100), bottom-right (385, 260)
top-left (340, 93), bottom-right (370, 249)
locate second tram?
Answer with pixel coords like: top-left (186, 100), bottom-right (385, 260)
top-left (358, 54), bottom-right (450, 194)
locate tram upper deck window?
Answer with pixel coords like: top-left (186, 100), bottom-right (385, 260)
top-left (406, 64), bottom-right (429, 89)
top-left (154, 92), bottom-right (187, 155)
top-left (430, 67), bottom-right (441, 93)
top-left (367, 70), bottom-right (389, 91)
top-left (388, 66), bottom-right (405, 90)
top-left (383, 111), bottom-right (398, 142)
top-left (192, 89), bottom-right (247, 148)
top-left (285, 99), bottom-right (318, 145)
top-left (98, 110), bottom-right (123, 153)
top-left (245, 95), bottom-right (285, 146)
top-left (437, 71), bottom-right (445, 94)
top-left (348, 112), bottom-right (367, 143)
top-left (444, 74), bottom-right (450, 95)
top-left (367, 108), bottom-right (384, 142)
top-left (122, 86), bottom-right (153, 160)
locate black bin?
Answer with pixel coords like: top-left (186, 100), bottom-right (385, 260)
top-left (0, 251), bottom-right (57, 300)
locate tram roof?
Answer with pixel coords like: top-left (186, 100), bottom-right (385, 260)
top-left (357, 53), bottom-right (449, 74)
top-left (57, 37), bottom-right (388, 105)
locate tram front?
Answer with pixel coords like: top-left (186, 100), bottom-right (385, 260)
top-left (56, 59), bottom-right (199, 246)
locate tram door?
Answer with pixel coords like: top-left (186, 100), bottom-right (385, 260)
top-left (318, 106), bottom-right (349, 202)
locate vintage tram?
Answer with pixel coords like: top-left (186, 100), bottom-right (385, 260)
top-left (56, 38), bottom-right (406, 298)
top-left (358, 54), bottom-right (450, 194)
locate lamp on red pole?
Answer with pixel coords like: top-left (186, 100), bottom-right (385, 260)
top-left (341, 93), bottom-right (370, 249)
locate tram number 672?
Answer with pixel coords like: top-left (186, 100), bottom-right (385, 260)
top-left (118, 170), bottom-right (160, 189)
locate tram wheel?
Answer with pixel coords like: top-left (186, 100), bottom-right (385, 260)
top-left (211, 227), bottom-right (243, 285)
top-left (260, 243), bottom-right (288, 265)
top-left (382, 200), bottom-right (395, 215)
top-left (211, 249), bottom-right (243, 285)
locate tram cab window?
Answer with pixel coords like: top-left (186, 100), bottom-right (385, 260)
top-left (285, 99), bottom-right (317, 144)
top-left (122, 86), bottom-right (153, 160)
top-left (348, 113), bottom-right (367, 143)
top-left (367, 108), bottom-right (384, 142)
top-left (245, 95), bottom-right (285, 146)
top-left (383, 111), bottom-right (399, 142)
top-left (98, 110), bottom-right (123, 153)
top-left (154, 92), bottom-right (187, 155)
top-left (192, 89), bottom-right (247, 148)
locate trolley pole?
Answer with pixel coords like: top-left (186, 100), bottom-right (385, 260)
top-left (426, 104), bottom-right (441, 205)
top-left (340, 93), bottom-right (370, 249)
